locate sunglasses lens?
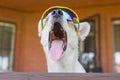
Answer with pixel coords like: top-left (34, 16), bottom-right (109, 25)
top-left (43, 8), bottom-right (77, 21)
top-left (62, 11), bottom-right (73, 21)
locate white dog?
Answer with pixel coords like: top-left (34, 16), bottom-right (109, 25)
top-left (38, 8), bottom-right (90, 73)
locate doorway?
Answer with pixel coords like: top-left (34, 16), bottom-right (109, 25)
top-left (79, 14), bottom-right (102, 72)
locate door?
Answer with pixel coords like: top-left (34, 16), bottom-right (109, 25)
top-left (112, 19), bottom-right (120, 73)
top-left (79, 14), bottom-right (102, 72)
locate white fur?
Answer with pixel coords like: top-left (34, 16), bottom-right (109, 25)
top-left (38, 11), bottom-right (90, 73)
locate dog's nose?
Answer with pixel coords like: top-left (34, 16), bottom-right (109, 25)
top-left (52, 9), bottom-right (63, 16)
top-left (52, 10), bottom-right (56, 15)
top-left (58, 10), bottom-right (63, 15)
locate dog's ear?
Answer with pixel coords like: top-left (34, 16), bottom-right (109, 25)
top-left (78, 22), bottom-right (90, 41)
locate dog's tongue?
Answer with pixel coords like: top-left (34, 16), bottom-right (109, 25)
top-left (49, 40), bottom-right (63, 61)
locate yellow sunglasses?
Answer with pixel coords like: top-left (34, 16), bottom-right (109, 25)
top-left (41, 6), bottom-right (79, 21)
top-left (41, 6), bottom-right (80, 31)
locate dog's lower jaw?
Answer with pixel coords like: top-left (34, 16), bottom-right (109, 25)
top-left (47, 58), bottom-right (86, 73)
top-left (47, 63), bottom-right (86, 73)
top-left (45, 47), bottom-right (86, 73)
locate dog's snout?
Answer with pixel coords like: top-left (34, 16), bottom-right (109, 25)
top-left (52, 9), bottom-right (63, 16)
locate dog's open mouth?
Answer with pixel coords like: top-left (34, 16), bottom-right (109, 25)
top-left (49, 22), bottom-right (67, 60)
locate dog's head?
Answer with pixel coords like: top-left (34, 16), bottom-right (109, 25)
top-left (38, 6), bottom-right (90, 61)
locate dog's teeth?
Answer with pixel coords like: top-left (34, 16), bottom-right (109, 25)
top-left (63, 44), bottom-right (67, 51)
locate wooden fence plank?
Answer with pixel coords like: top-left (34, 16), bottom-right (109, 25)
top-left (0, 73), bottom-right (120, 80)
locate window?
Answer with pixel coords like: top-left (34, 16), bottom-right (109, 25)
top-left (112, 19), bottom-right (120, 73)
top-left (0, 21), bottom-right (16, 72)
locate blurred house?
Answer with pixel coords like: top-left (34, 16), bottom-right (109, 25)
top-left (0, 0), bottom-right (120, 73)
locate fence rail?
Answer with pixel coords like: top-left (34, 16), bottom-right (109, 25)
top-left (0, 72), bottom-right (120, 80)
